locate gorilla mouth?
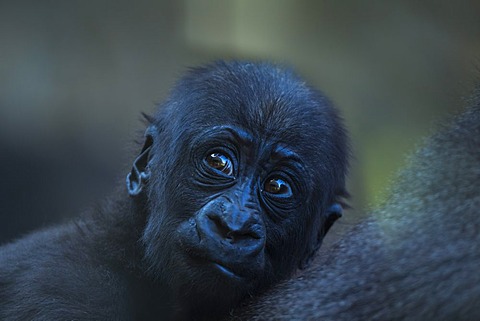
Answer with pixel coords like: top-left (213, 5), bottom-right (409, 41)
top-left (184, 250), bottom-right (246, 281)
top-left (211, 262), bottom-right (244, 280)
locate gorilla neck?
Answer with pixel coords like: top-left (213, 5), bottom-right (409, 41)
top-left (89, 194), bottom-right (242, 320)
top-left (72, 194), bottom-right (151, 286)
top-left (84, 195), bottom-right (178, 317)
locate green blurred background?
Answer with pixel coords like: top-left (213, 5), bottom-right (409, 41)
top-left (1, 0), bottom-right (480, 242)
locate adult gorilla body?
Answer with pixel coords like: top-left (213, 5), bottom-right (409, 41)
top-left (0, 62), bottom-right (349, 320)
top-left (231, 100), bottom-right (480, 320)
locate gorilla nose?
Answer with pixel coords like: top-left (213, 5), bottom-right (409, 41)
top-left (194, 207), bottom-right (265, 257)
top-left (206, 212), bottom-right (262, 243)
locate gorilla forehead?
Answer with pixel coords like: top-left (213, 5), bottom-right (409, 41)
top-left (158, 61), bottom-right (338, 144)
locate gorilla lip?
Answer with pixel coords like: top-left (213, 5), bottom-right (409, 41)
top-left (211, 262), bottom-right (244, 280)
top-left (184, 250), bottom-right (245, 280)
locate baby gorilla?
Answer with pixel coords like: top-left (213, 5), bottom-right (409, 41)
top-left (0, 61), bottom-right (349, 320)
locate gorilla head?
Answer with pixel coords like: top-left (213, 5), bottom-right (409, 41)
top-left (0, 61), bottom-right (350, 321)
top-left (126, 61), bottom-right (349, 317)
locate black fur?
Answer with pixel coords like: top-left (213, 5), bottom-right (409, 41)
top-left (230, 98), bottom-right (480, 320)
top-left (0, 61), bottom-right (349, 320)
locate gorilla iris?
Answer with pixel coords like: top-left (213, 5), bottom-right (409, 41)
top-left (230, 98), bottom-right (480, 320)
top-left (0, 61), bottom-right (349, 320)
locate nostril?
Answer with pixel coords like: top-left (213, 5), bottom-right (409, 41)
top-left (225, 231), bottom-right (235, 242)
top-left (246, 225), bottom-right (263, 240)
top-left (206, 213), bottom-right (262, 243)
top-left (229, 230), bottom-right (260, 242)
top-left (207, 213), bottom-right (231, 239)
top-left (225, 230), bottom-right (255, 243)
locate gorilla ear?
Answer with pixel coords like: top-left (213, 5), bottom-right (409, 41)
top-left (324, 203), bottom-right (343, 234)
top-left (126, 126), bottom-right (156, 196)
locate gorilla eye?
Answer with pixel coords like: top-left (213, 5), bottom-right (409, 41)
top-left (264, 178), bottom-right (291, 195)
top-left (206, 153), bottom-right (234, 176)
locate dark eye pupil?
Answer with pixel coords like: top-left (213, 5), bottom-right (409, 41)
top-left (206, 153), bottom-right (233, 175)
top-left (265, 178), bottom-right (289, 195)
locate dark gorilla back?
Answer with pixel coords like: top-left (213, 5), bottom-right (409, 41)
top-left (230, 98), bottom-right (480, 320)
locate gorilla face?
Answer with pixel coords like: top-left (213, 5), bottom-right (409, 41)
top-left (127, 61), bottom-right (349, 314)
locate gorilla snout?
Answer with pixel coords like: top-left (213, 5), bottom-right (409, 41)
top-left (196, 201), bottom-right (266, 258)
top-left (174, 199), bottom-right (267, 279)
